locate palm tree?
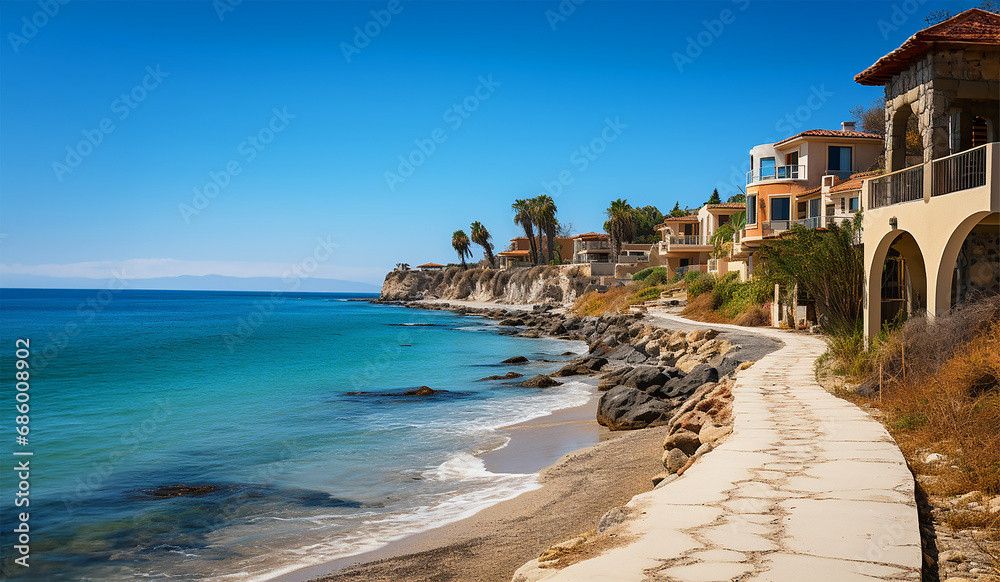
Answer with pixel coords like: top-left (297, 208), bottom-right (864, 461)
top-left (709, 211), bottom-right (746, 260)
top-left (606, 198), bottom-right (635, 259)
top-left (452, 230), bottom-right (472, 270)
top-left (470, 221), bottom-right (495, 268)
top-left (532, 195), bottom-right (559, 264)
top-left (512, 199), bottom-right (538, 265)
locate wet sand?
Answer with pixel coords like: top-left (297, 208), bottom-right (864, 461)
top-left (275, 395), bottom-right (669, 582)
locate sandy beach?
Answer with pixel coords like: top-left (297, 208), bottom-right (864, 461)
top-left (277, 394), bottom-right (670, 582)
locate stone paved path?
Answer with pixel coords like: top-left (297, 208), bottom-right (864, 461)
top-left (522, 314), bottom-right (922, 582)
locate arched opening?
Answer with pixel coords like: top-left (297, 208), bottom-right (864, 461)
top-left (888, 103), bottom-right (923, 171)
top-left (971, 115), bottom-right (989, 148)
top-left (879, 232), bottom-right (928, 326)
top-left (940, 212), bottom-right (1000, 309)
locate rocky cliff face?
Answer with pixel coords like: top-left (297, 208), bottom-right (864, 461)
top-left (379, 266), bottom-right (592, 304)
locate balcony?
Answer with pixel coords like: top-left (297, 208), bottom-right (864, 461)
top-left (668, 235), bottom-right (707, 246)
top-left (825, 214), bottom-right (858, 228)
top-left (746, 164), bottom-right (806, 186)
top-left (932, 144), bottom-right (988, 197)
top-left (868, 164), bottom-right (924, 209)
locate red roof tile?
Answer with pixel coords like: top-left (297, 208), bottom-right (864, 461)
top-left (856, 9), bottom-right (1000, 86)
top-left (775, 129), bottom-right (883, 146)
top-left (706, 203), bottom-right (746, 209)
top-left (571, 232), bottom-right (610, 240)
top-left (417, 263), bottom-right (445, 268)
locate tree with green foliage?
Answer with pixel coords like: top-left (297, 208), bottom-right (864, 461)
top-left (452, 230), bottom-right (472, 270)
top-left (670, 201), bottom-right (686, 217)
top-left (631, 205), bottom-right (665, 244)
top-left (707, 189), bottom-right (722, 205)
top-left (606, 198), bottom-right (635, 259)
top-left (755, 213), bottom-right (865, 331)
top-left (470, 221), bottom-right (495, 268)
top-left (709, 211), bottom-right (746, 260)
top-left (532, 194), bottom-right (559, 264)
top-left (511, 199), bottom-right (538, 265)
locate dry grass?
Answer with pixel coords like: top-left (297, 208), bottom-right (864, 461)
top-left (680, 293), bottom-right (733, 324)
top-left (570, 284), bottom-right (667, 317)
top-left (876, 317), bottom-right (1000, 496)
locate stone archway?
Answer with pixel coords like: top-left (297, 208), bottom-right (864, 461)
top-left (936, 211), bottom-right (1000, 314)
top-left (867, 230), bottom-right (928, 334)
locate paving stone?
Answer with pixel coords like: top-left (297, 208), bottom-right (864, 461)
top-left (660, 561), bottom-right (754, 581)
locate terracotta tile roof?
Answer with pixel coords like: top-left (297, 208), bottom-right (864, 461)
top-left (800, 186), bottom-right (823, 196)
top-left (497, 250), bottom-right (530, 257)
top-left (856, 8), bottom-right (1000, 86)
top-left (830, 170), bottom-right (884, 193)
top-left (571, 232), bottom-right (610, 240)
top-left (417, 263), bottom-right (444, 268)
top-left (775, 129), bottom-right (883, 146)
top-left (664, 215), bottom-right (699, 222)
top-left (621, 243), bottom-right (652, 251)
top-left (705, 203), bottom-right (746, 209)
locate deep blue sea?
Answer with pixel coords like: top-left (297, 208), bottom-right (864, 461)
top-left (0, 289), bottom-right (591, 581)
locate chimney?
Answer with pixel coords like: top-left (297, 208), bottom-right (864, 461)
top-left (842, 121), bottom-right (856, 132)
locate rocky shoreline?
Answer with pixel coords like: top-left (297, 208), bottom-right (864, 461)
top-left (388, 300), bottom-right (780, 471)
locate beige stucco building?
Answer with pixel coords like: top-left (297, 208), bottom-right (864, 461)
top-left (652, 203), bottom-right (746, 279)
top-left (857, 8), bottom-right (1000, 340)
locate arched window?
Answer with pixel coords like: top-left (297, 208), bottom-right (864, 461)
top-left (971, 116), bottom-right (988, 148)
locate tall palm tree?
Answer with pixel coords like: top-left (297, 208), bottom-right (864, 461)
top-left (470, 221), bottom-right (495, 268)
top-left (606, 198), bottom-right (635, 259)
top-left (511, 199), bottom-right (538, 265)
top-left (452, 230), bottom-right (472, 270)
top-left (533, 195), bottom-right (559, 264)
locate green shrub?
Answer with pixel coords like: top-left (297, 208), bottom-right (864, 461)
top-left (645, 270), bottom-right (668, 287)
top-left (686, 273), bottom-right (716, 299)
top-left (632, 267), bottom-right (666, 281)
top-left (630, 286), bottom-right (662, 302)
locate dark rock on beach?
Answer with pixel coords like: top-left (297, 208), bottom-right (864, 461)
top-left (518, 374), bottom-right (563, 388)
top-left (476, 372), bottom-right (524, 382)
top-left (131, 485), bottom-right (221, 499)
top-left (501, 356), bottom-right (529, 364)
top-left (596, 386), bottom-right (672, 431)
top-left (403, 386), bottom-right (443, 396)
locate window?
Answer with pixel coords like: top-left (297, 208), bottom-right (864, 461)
top-left (808, 199), bottom-right (820, 218)
top-left (771, 197), bottom-right (790, 221)
top-left (779, 152), bottom-right (799, 178)
top-left (747, 195), bottom-right (757, 224)
top-left (972, 116), bottom-right (988, 147)
top-left (849, 197), bottom-right (860, 211)
top-left (828, 146), bottom-right (852, 178)
top-left (760, 157), bottom-right (776, 180)
top-left (718, 214), bottom-right (731, 227)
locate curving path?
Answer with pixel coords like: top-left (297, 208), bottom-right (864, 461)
top-left (519, 312), bottom-right (922, 582)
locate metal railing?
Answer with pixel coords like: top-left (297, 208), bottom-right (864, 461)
top-left (746, 164), bottom-right (806, 185)
top-left (795, 217), bottom-right (822, 229)
top-left (668, 235), bottom-right (708, 246)
top-left (763, 220), bottom-right (791, 235)
top-left (825, 214), bottom-right (856, 227)
top-left (672, 265), bottom-right (707, 279)
top-left (932, 143), bottom-right (988, 197)
top-left (869, 164), bottom-right (923, 208)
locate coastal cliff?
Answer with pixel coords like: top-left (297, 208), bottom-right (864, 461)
top-left (380, 266), bottom-right (592, 304)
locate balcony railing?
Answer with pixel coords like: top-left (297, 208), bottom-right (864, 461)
top-left (795, 217), bottom-right (822, 229)
top-left (746, 164), bottom-right (806, 185)
top-left (673, 265), bottom-right (707, 279)
top-left (932, 143), bottom-right (988, 197)
top-left (825, 214), bottom-right (857, 228)
top-left (668, 235), bottom-right (708, 246)
top-left (763, 220), bottom-right (791, 235)
top-left (869, 165), bottom-right (923, 209)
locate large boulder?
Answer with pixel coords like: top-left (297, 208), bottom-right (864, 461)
top-left (662, 448), bottom-right (690, 474)
top-left (501, 356), bottom-right (529, 364)
top-left (476, 372), bottom-right (523, 381)
top-left (654, 364), bottom-right (719, 399)
top-left (662, 429), bottom-right (702, 455)
top-left (597, 386), bottom-right (672, 430)
top-left (519, 374), bottom-right (563, 388)
top-left (622, 365), bottom-right (670, 391)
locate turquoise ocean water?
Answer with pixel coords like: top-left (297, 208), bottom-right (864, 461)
top-left (0, 289), bottom-right (591, 581)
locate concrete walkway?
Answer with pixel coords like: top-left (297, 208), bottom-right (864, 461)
top-left (524, 313), bottom-right (922, 582)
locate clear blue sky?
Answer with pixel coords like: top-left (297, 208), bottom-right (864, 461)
top-left (0, 0), bottom-right (969, 286)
